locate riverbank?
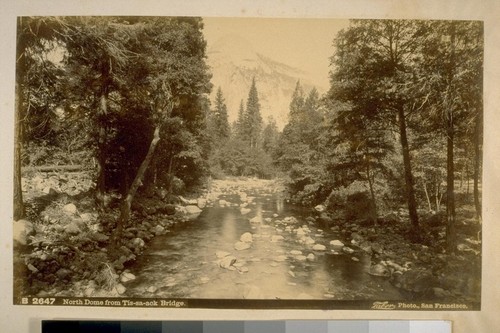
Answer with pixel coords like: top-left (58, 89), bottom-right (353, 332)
top-left (14, 176), bottom-right (481, 303)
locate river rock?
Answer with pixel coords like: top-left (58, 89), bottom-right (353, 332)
top-left (342, 246), bottom-right (354, 254)
top-left (307, 253), bottom-right (316, 261)
top-left (315, 204), bottom-right (326, 212)
top-left (153, 225), bottom-right (165, 235)
top-left (313, 244), bottom-right (326, 251)
top-left (368, 263), bottom-right (391, 277)
top-left (234, 241), bottom-right (251, 251)
top-left (274, 255), bottom-right (287, 262)
top-left (330, 239), bottom-right (344, 247)
top-left (296, 255), bottom-right (307, 261)
top-left (131, 237), bottom-right (145, 248)
top-left (185, 205), bottom-right (202, 215)
top-left (115, 284), bottom-right (126, 295)
top-left (13, 219), bottom-right (34, 246)
top-left (65, 222), bottom-right (81, 235)
top-left (215, 250), bottom-right (231, 259)
top-left (240, 232), bottom-right (253, 243)
top-left (240, 207), bottom-right (251, 215)
top-left (219, 255), bottom-right (237, 269)
top-left (271, 235), bottom-right (284, 242)
top-left (273, 213), bottom-right (279, 218)
top-left (197, 198), bottom-right (207, 209)
top-left (290, 250), bottom-right (302, 255)
top-left (219, 199), bottom-right (229, 207)
top-left (284, 216), bottom-right (298, 224)
top-left (120, 272), bottom-right (136, 283)
top-left (302, 236), bottom-right (315, 245)
top-left (295, 228), bottom-right (306, 236)
top-left (147, 286), bottom-right (157, 293)
top-left (63, 203), bottom-right (78, 215)
top-left (200, 277), bottom-right (210, 284)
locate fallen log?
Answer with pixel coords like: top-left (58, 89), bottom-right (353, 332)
top-left (21, 165), bottom-right (84, 173)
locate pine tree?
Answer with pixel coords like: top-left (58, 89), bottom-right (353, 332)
top-left (210, 87), bottom-right (230, 142)
top-left (244, 77), bottom-right (263, 148)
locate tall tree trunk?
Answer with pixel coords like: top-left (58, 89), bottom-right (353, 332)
top-left (13, 80), bottom-right (25, 220)
top-left (446, 23), bottom-right (457, 253)
top-left (473, 110), bottom-right (482, 221)
top-left (423, 181), bottom-right (432, 212)
top-left (365, 154), bottom-right (378, 221)
top-left (95, 91), bottom-right (109, 209)
top-left (446, 115), bottom-right (456, 253)
top-left (397, 106), bottom-right (420, 236)
top-left (113, 126), bottom-right (161, 244)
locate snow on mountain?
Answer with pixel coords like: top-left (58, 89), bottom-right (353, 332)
top-left (206, 34), bottom-right (326, 130)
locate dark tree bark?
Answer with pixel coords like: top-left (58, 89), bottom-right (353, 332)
top-left (113, 126), bottom-right (161, 244)
top-left (397, 105), bottom-right (420, 235)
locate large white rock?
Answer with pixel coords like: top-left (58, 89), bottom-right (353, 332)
top-left (13, 219), bottom-right (33, 246)
top-left (197, 198), bottom-right (207, 209)
top-left (120, 272), bottom-right (136, 283)
top-left (240, 207), bottom-right (251, 215)
top-left (185, 205), bottom-right (202, 215)
top-left (219, 255), bottom-right (237, 269)
top-left (330, 240), bottom-right (345, 247)
top-left (63, 203), bottom-right (78, 215)
top-left (315, 204), bottom-right (326, 212)
top-left (313, 244), bottom-right (327, 251)
top-left (240, 232), bottom-right (253, 243)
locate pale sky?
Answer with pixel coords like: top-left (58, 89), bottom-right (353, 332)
top-left (203, 17), bottom-right (349, 89)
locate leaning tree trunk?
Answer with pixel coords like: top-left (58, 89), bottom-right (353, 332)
top-left (397, 105), bottom-right (420, 237)
top-left (365, 154), bottom-right (378, 221)
top-left (113, 126), bottom-right (161, 245)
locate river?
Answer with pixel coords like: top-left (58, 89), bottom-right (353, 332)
top-left (124, 178), bottom-right (402, 301)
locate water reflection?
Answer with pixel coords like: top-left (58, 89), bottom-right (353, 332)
top-left (125, 188), bottom-right (403, 300)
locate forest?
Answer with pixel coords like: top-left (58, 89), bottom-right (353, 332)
top-left (14, 17), bottom-right (482, 303)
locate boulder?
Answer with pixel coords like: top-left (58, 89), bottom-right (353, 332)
top-left (307, 253), bottom-right (316, 261)
top-left (153, 225), bottom-right (165, 235)
top-left (314, 204), bottom-right (326, 212)
top-left (197, 198), bottom-right (207, 209)
top-left (219, 255), bottom-right (237, 269)
top-left (115, 284), bottom-right (127, 295)
top-left (296, 255), bottom-right (307, 261)
top-left (240, 232), bottom-right (253, 243)
top-left (234, 241), bottom-right (251, 251)
top-left (64, 222), bottom-right (81, 235)
top-left (63, 203), bottom-right (78, 215)
top-left (330, 240), bottom-right (344, 247)
top-left (185, 205), bottom-right (202, 215)
top-left (302, 236), bottom-right (315, 245)
top-left (368, 263), bottom-right (391, 277)
top-left (312, 244), bottom-right (326, 251)
top-left (342, 246), bottom-right (355, 254)
top-left (290, 250), bottom-right (302, 255)
top-left (240, 208), bottom-right (251, 215)
top-left (120, 272), bottom-right (136, 283)
top-left (131, 237), bottom-right (145, 248)
top-left (13, 219), bottom-right (34, 246)
top-left (274, 255), bottom-right (288, 262)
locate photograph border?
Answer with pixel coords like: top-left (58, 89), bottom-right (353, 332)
top-left (1, 1), bottom-right (499, 332)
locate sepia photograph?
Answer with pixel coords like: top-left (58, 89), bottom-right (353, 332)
top-left (12, 16), bottom-right (483, 311)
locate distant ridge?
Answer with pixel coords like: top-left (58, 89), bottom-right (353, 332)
top-left (206, 34), bottom-right (326, 130)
